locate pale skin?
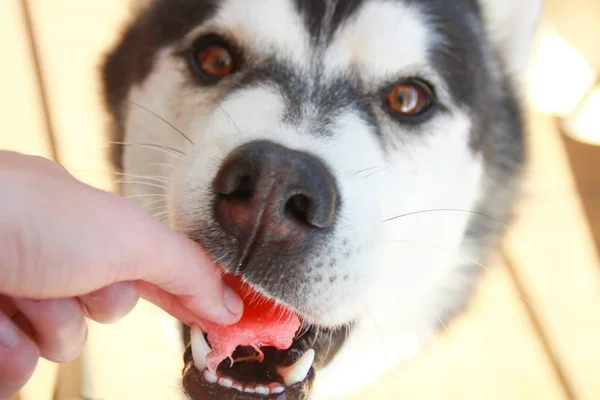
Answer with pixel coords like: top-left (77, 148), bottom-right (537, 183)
top-left (0, 151), bottom-right (244, 398)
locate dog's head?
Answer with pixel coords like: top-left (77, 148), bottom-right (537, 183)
top-left (102, 0), bottom-right (541, 398)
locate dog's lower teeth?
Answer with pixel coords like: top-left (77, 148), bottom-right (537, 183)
top-left (218, 377), bottom-right (233, 388)
top-left (232, 383), bottom-right (243, 391)
top-left (192, 325), bottom-right (312, 392)
top-left (203, 370), bottom-right (218, 384)
top-left (271, 386), bottom-right (285, 394)
top-left (191, 325), bottom-right (210, 371)
top-left (276, 348), bottom-right (315, 386)
top-left (255, 386), bottom-right (269, 395)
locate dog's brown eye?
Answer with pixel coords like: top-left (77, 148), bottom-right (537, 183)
top-left (386, 81), bottom-right (433, 116)
top-left (189, 35), bottom-right (239, 83)
top-left (196, 45), bottom-right (234, 77)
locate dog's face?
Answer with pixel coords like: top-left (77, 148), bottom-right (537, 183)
top-left (103, 0), bottom-right (541, 398)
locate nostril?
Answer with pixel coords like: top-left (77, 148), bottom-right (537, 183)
top-left (214, 166), bottom-right (255, 201)
top-left (226, 174), bottom-right (253, 200)
top-left (285, 194), bottom-right (312, 226)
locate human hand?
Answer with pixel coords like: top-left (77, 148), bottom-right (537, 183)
top-left (0, 151), bottom-right (243, 398)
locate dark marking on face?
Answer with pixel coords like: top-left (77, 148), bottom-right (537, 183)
top-left (225, 58), bottom-right (378, 138)
top-left (293, 0), bottom-right (327, 43)
top-left (101, 0), bottom-right (219, 170)
top-left (329, 0), bottom-right (366, 39)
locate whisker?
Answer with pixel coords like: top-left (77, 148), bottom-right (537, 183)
top-left (436, 315), bottom-right (448, 332)
top-left (364, 306), bottom-right (387, 349)
top-left (383, 208), bottom-right (506, 227)
top-left (294, 322), bottom-right (312, 341)
top-left (143, 197), bottom-right (169, 206)
top-left (310, 326), bottom-right (321, 347)
top-left (344, 324), bottom-right (350, 343)
top-left (362, 165), bottom-right (392, 178)
top-left (113, 172), bottom-right (171, 184)
top-left (353, 165), bottom-right (388, 175)
top-left (370, 279), bottom-right (398, 298)
top-left (125, 193), bottom-right (168, 200)
top-left (126, 100), bottom-right (195, 145)
top-left (151, 210), bottom-right (171, 220)
top-left (115, 180), bottom-right (168, 191)
top-left (110, 141), bottom-right (186, 159)
top-left (212, 101), bottom-right (243, 137)
top-left (131, 161), bottom-right (175, 170)
top-left (145, 204), bottom-right (168, 215)
top-left (322, 329), bottom-right (335, 362)
top-left (378, 239), bottom-right (490, 270)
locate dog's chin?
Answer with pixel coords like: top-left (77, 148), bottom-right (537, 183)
top-left (178, 230), bottom-right (353, 399)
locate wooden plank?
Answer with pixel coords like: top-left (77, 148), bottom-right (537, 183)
top-left (336, 260), bottom-right (569, 400)
top-left (25, 0), bottom-right (133, 192)
top-left (544, 0), bottom-right (600, 70)
top-left (20, 2), bottom-right (134, 399)
top-left (502, 4), bottom-right (600, 396)
top-left (0, 0), bottom-right (53, 158)
top-left (79, 301), bottom-right (185, 400)
top-left (504, 106), bottom-right (600, 400)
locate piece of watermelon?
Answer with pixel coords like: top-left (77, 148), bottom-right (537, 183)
top-left (201, 274), bottom-right (301, 373)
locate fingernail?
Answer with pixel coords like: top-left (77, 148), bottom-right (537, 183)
top-left (223, 285), bottom-right (244, 316)
top-left (0, 316), bottom-right (21, 349)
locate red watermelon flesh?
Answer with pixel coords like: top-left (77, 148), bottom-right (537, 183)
top-left (201, 274), bottom-right (301, 373)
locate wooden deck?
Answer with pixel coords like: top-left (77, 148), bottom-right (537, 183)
top-left (2, 1), bottom-right (599, 399)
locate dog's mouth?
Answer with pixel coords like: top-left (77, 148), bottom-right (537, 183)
top-left (182, 325), bottom-right (316, 399)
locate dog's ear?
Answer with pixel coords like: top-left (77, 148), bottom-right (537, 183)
top-left (101, 3), bottom-right (154, 172)
top-left (129, 0), bottom-right (153, 14)
top-left (478, 0), bottom-right (544, 77)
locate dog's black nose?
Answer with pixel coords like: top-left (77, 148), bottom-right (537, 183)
top-left (213, 140), bottom-right (338, 255)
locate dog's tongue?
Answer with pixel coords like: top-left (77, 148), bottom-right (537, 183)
top-left (201, 274), bottom-right (301, 373)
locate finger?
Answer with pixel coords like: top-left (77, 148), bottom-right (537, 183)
top-left (0, 295), bottom-right (18, 318)
top-left (136, 281), bottom-right (206, 330)
top-left (78, 282), bottom-right (139, 324)
top-left (0, 151), bottom-right (243, 325)
top-left (12, 298), bottom-right (87, 363)
top-left (0, 311), bottom-right (40, 399)
top-left (130, 232), bottom-right (244, 324)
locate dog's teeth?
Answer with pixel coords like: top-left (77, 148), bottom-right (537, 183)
top-left (255, 386), bottom-right (269, 395)
top-left (191, 325), bottom-right (210, 371)
top-left (277, 349), bottom-right (315, 387)
top-left (232, 384), bottom-right (243, 392)
top-left (203, 370), bottom-right (218, 384)
top-left (218, 377), bottom-right (233, 388)
top-left (271, 385), bottom-right (285, 394)
top-left (243, 387), bottom-right (256, 393)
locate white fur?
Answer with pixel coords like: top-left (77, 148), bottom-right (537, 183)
top-left (324, 1), bottom-right (432, 79)
top-left (117, 0), bottom-right (540, 398)
top-left (478, 0), bottom-right (544, 81)
top-left (182, 0), bottom-right (311, 66)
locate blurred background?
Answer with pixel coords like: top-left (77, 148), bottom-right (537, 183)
top-left (1, 0), bottom-right (599, 399)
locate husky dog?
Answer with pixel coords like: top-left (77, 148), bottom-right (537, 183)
top-left (102, 0), bottom-right (542, 398)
